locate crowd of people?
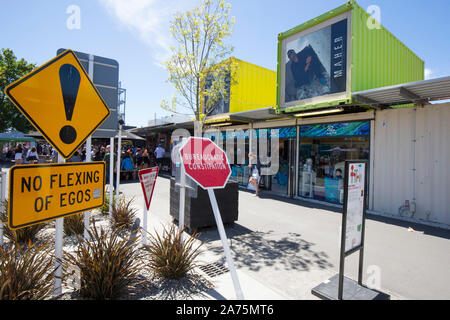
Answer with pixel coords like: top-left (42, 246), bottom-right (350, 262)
top-left (2, 143), bottom-right (53, 164)
top-left (1, 143), bottom-right (167, 181)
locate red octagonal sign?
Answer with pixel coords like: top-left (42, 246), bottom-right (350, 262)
top-left (179, 137), bottom-right (231, 189)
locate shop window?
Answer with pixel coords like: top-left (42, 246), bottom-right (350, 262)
top-left (298, 121), bottom-right (370, 204)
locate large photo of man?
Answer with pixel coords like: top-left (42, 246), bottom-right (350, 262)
top-left (284, 18), bottom-right (347, 104)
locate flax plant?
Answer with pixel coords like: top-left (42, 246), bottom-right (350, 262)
top-left (144, 224), bottom-right (204, 280)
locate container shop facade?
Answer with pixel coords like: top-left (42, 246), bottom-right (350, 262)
top-left (205, 0), bottom-right (423, 203)
top-left (205, 111), bottom-right (373, 205)
top-left (203, 1), bottom-right (450, 228)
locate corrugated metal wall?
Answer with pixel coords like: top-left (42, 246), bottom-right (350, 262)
top-left (414, 104), bottom-right (450, 225)
top-left (230, 58), bottom-right (276, 113)
top-left (351, 3), bottom-right (424, 92)
top-left (372, 103), bottom-right (450, 226)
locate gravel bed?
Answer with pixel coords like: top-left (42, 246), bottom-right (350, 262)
top-left (19, 210), bottom-right (213, 300)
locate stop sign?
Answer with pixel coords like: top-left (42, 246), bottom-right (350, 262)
top-left (179, 137), bottom-right (231, 189)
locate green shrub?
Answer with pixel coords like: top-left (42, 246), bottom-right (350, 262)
top-left (65, 224), bottom-right (144, 300)
top-left (110, 197), bottom-right (138, 230)
top-left (63, 213), bottom-right (85, 237)
top-left (0, 200), bottom-right (47, 244)
top-left (0, 241), bottom-right (55, 300)
top-left (144, 224), bottom-right (204, 280)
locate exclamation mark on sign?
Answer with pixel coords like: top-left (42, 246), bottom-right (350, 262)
top-left (59, 64), bottom-right (80, 144)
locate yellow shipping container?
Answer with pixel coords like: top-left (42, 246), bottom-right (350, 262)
top-left (229, 57), bottom-right (276, 114)
top-left (203, 57), bottom-right (276, 123)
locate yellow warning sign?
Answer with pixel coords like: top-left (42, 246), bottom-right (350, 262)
top-left (4, 50), bottom-right (110, 159)
top-left (8, 162), bottom-right (105, 230)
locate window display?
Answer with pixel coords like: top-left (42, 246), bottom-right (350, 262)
top-left (298, 121), bottom-right (370, 204)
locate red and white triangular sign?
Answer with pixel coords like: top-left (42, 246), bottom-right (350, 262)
top-left (138, 167), bottom-right (159, 210)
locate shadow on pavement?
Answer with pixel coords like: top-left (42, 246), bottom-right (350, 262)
top-left (198, 224), bottom-right (333, 273)
top-left (245, 189), bottom-right (450, 240)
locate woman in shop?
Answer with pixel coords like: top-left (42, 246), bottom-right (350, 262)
top-left (248, 152), bottom-right (261, 197)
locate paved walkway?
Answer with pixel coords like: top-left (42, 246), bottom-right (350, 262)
top-left (120, 175), bottom-right (450, 300)
top-left (2, 166), bottom-right (450, 300)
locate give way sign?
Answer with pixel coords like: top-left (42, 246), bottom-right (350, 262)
top-left (138, 167), bottom-right (159, 210)
top-left (178, 137), bottom-right (231, 189)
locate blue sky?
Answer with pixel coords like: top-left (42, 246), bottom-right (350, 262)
top-left (1, 0), bottom-right (449, 128)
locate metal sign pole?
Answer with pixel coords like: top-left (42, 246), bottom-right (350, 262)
top-left (358, 163), bottom-right (369, 285)
top-left (115, 123), bottom-right (122, 199)
top-left (0, 170), bottom-right (6, 246)
top-left (84, 137), bottom-right (92, 241)
top-left (142, 201), bottom-right (148, 246)
top-left (53, 153), bottom-right (65, 298)
top-left (338, 160), bottom-right (368, 300)
top-left (178, 164), bottom-right (186, 243)
top-left (83, 54), bottom-right (94, 241)
top-left (109, 136), bottom-right (114, 216)
top-left (139, 167), bottom-right (159, 247)
top-left (207, 189), bottom-right (244, 300)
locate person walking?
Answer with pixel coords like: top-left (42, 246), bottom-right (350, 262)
top-left (121, 151), bottom-right (135, 181)
top-left (248, 152), bottom-right (261, 197)
top-left (154, 144), bottom-right (165, 170)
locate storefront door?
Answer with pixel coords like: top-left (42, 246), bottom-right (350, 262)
top-left (268, 128), bottom-right (297, 197)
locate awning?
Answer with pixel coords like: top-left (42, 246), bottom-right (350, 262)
top-left (130, 121), bottom-right (194, 135)
top-left (25, 129), bottom-right (144, 140)
top-left (0, 130), bottom-right (35, 142)
top-left (229, 107), bottom-right (285, 122)
top-left (353, 76), bottom-right (450, 108)
top-left (115, 130), bottom-right (146, 140)
top-left (204, 107), bottom-right (284, 126)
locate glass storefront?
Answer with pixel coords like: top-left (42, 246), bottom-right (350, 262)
top-left (227, 127), bottom-right (297, 195)
top-left (298, 121), bottom-right (370, 204)
top-left (205, 127), bottom-right (297, 196)
top-left (205, 121), bottom-right (370, 203)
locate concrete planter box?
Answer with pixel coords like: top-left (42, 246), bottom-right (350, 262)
top-left (169, 177), bottom-right (239, 232)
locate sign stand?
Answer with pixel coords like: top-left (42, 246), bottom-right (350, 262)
top-left (0, 170), bottom-right (6, 246)
top-left (178, 164), bottom-right (186, 243)
top-left (3, 50), bottom-right (110, 300)
top-left (54, 154), bottom-right (65, 298)
top-left (109, 137), bottom-right (114, 217)
top-left (115, 121), bottom-right (122, 199)
top-left (84, 136), bottom-right (92, 241)
top-left (207, 189), bottom-right (244, 300)
top-left (178, 137), bottom-right (244, 300)
top-left (311, 160), bottom-right (389, 300)
top-left (83, 54), bottom-right (94, 241)
top-left (138, 167), bottom-right (159, 246)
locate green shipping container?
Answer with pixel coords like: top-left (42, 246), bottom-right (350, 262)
top-left (277, 0), bottom-right (424, 114)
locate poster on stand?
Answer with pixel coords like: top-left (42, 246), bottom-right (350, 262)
top-left (344, 162), bottom-right (366, 253)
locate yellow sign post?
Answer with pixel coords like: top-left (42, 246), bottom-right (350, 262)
top-left (8, 162), bottom-right (105, 230)
top-left (4, 50), bottom-right (110, 159)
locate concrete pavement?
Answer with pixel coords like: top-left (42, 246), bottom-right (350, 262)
top-left (121, 174), bottom-right (450, 300)
top-left (2, 165), bottom-right (449, 300)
